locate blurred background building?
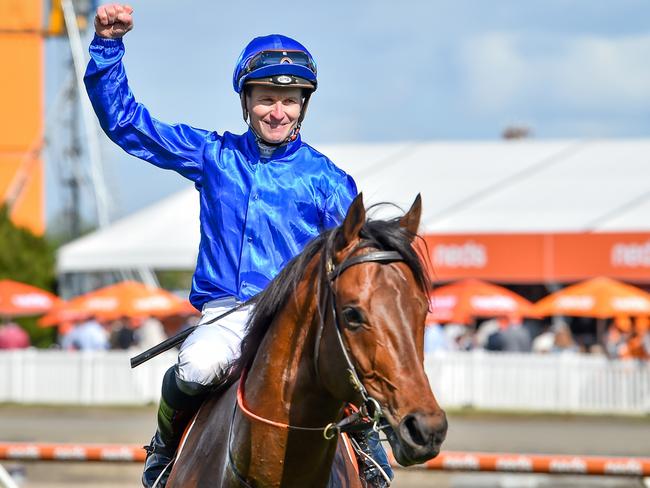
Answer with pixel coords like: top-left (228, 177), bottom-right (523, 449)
top-left (56, 138), bottom-right (650, 300)
top-left (0, 0), bottom-right (46, 235)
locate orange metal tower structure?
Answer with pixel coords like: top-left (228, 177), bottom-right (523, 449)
top-left (0, 0), bottom-right (44, 235)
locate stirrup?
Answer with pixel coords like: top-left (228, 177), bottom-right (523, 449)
top-left (348, 435), bottom-right (391, 487)
top-left (363, 471), bottom-right (390, 488)
top-left (152, 462), bottom-right (173, 488)
top-left (142, 433), bottom-right (176, 488)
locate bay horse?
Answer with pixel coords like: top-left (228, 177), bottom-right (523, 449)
top-left (166, 193), bottom-right (447, 487)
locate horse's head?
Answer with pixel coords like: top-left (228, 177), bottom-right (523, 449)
top-left (317, 193), bottom-right (447, 466)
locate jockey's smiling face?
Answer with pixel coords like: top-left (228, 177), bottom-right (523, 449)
top-left (247, 85), bottom-right (304, 144)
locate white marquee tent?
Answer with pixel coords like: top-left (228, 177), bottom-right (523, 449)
top-left (57, 138), bottom-right (650, 275)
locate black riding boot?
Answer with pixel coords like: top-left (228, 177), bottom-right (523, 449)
top-left (142, 366), bottom-right (206, 488)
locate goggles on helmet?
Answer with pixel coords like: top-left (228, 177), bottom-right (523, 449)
top-left (243, 50), bottom-right (317, 78)
top-left (236, 49), bottom-right (317, 93)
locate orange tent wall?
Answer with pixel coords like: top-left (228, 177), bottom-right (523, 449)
top-left (0, 0), bottom-right (44, 235)
top-left (421, 232), bottom-right (650, 284)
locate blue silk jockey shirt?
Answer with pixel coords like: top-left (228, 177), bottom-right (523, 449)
top-left (84, 36), bottom-right (357, 310)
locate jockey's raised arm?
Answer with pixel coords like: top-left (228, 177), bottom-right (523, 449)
top-left (85, 5), bottom-right (207, 183)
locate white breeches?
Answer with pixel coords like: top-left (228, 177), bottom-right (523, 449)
top-left (176, 297), bottom-right (252, 392)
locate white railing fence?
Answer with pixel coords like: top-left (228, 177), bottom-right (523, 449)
top-left (425, 351), bottom-right (650, 415)
top-left (0, 350), bottom-right (175, 405)
top-left (1, 350), bottom-right (649, 414)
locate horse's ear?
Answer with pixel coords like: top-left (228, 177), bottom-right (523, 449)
top-left (399, 194), bottom-right (422, 238)
top-left (337, 193), bottom-right (366, 250)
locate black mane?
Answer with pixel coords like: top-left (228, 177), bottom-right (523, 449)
top-left (224, 212), bottom-right (431, 386)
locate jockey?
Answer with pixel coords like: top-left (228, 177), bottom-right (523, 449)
top-left (85, 4), bottom-right (393, 487)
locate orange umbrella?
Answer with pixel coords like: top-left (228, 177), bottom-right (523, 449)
top-left (427, 279), bottom-right (534, 324)
top-left (531, 277), bottom-right (650, 318)
top-left (39, 281), bottom-right (193, 326)
top-left (38, 307), bottom-right (93, 329)
top-left (0, 279), bottom-right (60, 317)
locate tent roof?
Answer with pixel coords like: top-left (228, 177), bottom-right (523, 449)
top-left (319, 138), bottom-right (650, 233)
top-left (57, 138), bottom-right (650, 272)
top-left (57, 189), bottom-right (199, 272)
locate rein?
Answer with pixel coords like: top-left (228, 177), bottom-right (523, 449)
top-left (236, 368), bottom-right (374, 439)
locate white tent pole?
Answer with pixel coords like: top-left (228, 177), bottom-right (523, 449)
top-left (138, 268), bottom-right (161, 288)
top-left (61, 0), bottom-right (111, 228)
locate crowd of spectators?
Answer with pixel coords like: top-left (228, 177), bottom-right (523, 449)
top-left (0, 313), bottom-right (200, 353)
top-left (52, 313), bottom-right (199, 352)
top-left (424, 315), bottom-right (650, 360)
top-left (0, 322), bottom-right (31, 349)
top-left (2, 312), bottom-right (648, 361)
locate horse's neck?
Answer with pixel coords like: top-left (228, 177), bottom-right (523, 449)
top-left (246, 299), bottom-right (342, 426)
top-left (239, 292), bottom-right (343, 486)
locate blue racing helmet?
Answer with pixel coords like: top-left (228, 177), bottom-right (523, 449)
top-left (233, 34), bottom-right (318, 94)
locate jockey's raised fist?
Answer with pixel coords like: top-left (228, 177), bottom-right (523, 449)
top-left (94, 4), bottom-right (134, 39)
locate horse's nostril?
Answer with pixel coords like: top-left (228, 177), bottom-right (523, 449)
top-left (438, 415), bottom-right (448, 439)
top-left (403, 415), bottom-right (427, 447)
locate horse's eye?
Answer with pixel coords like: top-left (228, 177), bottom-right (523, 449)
top-left (341, 306), bottom-right (365, 329)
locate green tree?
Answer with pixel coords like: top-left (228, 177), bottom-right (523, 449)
top-left (0, 205), bottom-right (57, 346)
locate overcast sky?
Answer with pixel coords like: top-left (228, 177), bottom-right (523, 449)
top-left (44, 0), bottom-right (650, 226)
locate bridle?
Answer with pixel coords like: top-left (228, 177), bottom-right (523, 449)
top-left (313, 241), bottom-right (404, 432)
top-left (228, 239), bottom-right (405, 485)
top-left (236, 238), bottom-right (404, 434)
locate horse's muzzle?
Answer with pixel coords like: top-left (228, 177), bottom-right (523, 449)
top-left (388, 411), bottom-right (447, 466)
